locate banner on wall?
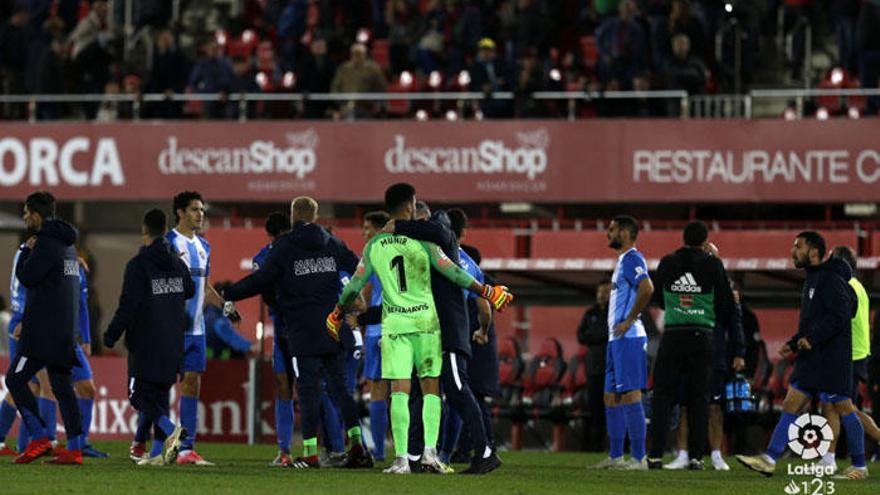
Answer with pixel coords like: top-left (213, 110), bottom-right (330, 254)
top-left (0, 121), bottom-right (878, 203)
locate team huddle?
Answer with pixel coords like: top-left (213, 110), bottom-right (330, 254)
top-left (2, 184), bottom-right (512, 475)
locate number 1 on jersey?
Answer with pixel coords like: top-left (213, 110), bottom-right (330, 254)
top-left (390, 255), bottom-right (408, 293)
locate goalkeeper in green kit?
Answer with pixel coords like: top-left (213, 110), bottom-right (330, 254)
top-left (326, 183), bottom-right (514, 474)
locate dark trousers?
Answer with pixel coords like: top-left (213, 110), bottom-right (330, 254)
top-left (129, 378), bottom-right (171, 440)
top-left (586, 375), bottom-right (607, 452)
top-left (293, 352), bottom-right (360, 441)
top-left (649, 330), bottom-right (712, 460)
top-left (5, 352), bottom-right (83, 440)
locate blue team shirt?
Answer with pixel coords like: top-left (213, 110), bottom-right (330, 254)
top-left (9, 246), bottom-right (90, 343)
top-left (608, 247), bottom-right (649, 341)
top-left (458, 248), bottom-right (484, 300)
top-left (365, 273), bottom-right (383, 338)
top-left (166, 229), bottom-right (211, 335)
top-left (252, 243), bottom-right (278, 323)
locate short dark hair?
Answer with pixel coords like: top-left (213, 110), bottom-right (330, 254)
top-left (683, 220), bottom-right (709, 247)
top-left (830, 245), bottom-right (857, 271)
top-left (143, 208), bottom-right (167, 238)
top-left (364, 210), bottom-right (390, 230)
top-left (25, 191), bottom-right (56, 219)
top-left (265, 211), bottom-right (291, 238)
top-left (797, 231), bottom-right (826, 260)
top-left (447, 208), bottom-right (468, 240)
top-left (460, 243), bottom-right (481, 265)
top-left (172, 191), bottom-right (204, 222)
top-left (611, 214), bottom-right (639, 240)
top-left (384, 183), bottom-right (416, 213)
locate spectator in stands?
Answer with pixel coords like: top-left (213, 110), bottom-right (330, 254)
top-left (95, 80), bottom-right (121, 122)
top-left (187, 38), bottom-right (235, 119)
top-left (95, 75), bottom-right (140, 122)
top-left (654, 0), bottom-right (706, 66)
top-left (386, 0), bottom-right (420, 74)
top-left (68, 0), bottom-right (118, 119)
top-left (576, 278), bottom-right (611, 452)
top-left (298, 37), bottom-right (336, 118)
top-left (469, 37), bottom-right (512, 118)
top-left (33, 36), bottom-right (68, 120)
top-left (661, 34), bottom-right (706, 116)
top-left (783, 0), bottom-right (816, 81)
top-left (833, 0), bottom-right (861, 75)
top-left (513, 48), bottom-right (545, 117)
top-left (330, 42), bottom-right (387, 119)
top-left (227, 56), bottom-right (261, 119)
top-left (596, 0), bottom-right (648, 90)
top-left (145, 29), bottom-right (189, 119)
top-left (0, 7), bottom-right (35, 119)
top-left (276, 0), bottom-right (308, 72)
top-left (858, 1), bottom-right (880, 115)
top-left (416, 0), bottom-right (447, 74)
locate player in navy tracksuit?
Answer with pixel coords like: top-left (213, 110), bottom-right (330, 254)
top-left (223, 197), bottom-right (372, 469)
top-left (392, 205), bottom-right (501, 475)
top-left (5, 192), bottom-right (85, 465)
top-left (103, 209), bottom-right (194, 465)
top-left (738, 232), bottom-right (868, 480)
top-left (449, 240), bottom-right (500, 461)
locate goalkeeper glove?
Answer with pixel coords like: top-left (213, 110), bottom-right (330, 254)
top-left (326, 306), bottom-right (344, 341)
top-left (481, 284), bottom-right (514, 312)
top-left (223, 301), bottom-right (241, 323)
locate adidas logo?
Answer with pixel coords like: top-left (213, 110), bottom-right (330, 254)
top-left (671, 273), bottom-right (702, 293)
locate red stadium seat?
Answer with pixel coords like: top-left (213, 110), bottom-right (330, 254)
top-left (579, 36), bottom-right (598, 70)
top-left (561, 346), bottom-right (589, 414)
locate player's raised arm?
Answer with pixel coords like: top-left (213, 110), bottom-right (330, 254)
top-left (422, 241), bottom-right (514, 312)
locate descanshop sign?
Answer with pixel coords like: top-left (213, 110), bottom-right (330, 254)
top-left (384, 132), bottom-right (548, 180)
top-left (157, 136), bottom-right (316, 178)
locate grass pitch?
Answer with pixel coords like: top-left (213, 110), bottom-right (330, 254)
top-left (1, 442), bottom-right (878, 495)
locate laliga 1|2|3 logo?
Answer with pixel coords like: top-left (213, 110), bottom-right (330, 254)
top-left (782, 414), bottom-right (836, 495)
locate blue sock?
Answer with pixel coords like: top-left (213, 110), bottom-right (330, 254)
top-left (767, 412), bottom-right (798, 460)
top-left (276, 399), bottom-right (293, 453)
top-left (842, 412), bottom-right (867, 468)
top-left (320, 393), bottom-right (344, 453)
top-left (67, 434), bottom-right (83, 451)
top-left (0, 402), bottom-right (17, 442)
top-left (622, 402), bottom-right (647, 461)
top-left (149, 439), bottom-right (163, 457)
top-left (180, 396), bottom-right (198, 451)
top-left (368, 400), bottom-right (388, 460)
top-left (606, 405), bottom-right (626, 459)
top-left (38, 398), bottom-right (57, 442)
top-left (78, 399), bottom-right (93, 443)
top-left (21, 408), bottom-right (45, 441)
top-left (157, 415), bottom-right (176, 437)
top-left (134, 414), bottom-right (150, 444)
top-left (17, 422), bottom-right (30, 451)
top-left (440, 408), bottom-right (463, 462)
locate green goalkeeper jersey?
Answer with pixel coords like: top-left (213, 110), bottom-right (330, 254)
top-left (339, 233), bottom-right (477, 336)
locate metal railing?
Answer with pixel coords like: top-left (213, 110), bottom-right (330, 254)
top-left (0, 88), bottom-right (877, 122)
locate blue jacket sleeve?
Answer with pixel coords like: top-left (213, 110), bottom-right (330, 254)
top-left (224, 243), bottom-right (283, 302)
top-left (78, 266), bottom-right (91, 344)
top-left (103, 259), bottom-right (146, 348)
top-left (806, 275), bottom-right (855, 349)
top-left (212, 318), bottom-right (252, 353)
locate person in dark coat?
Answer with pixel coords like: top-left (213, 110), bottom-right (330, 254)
top-left (222, 196), bottom-right (371, 469)
top-left (5, 191), bottom-right (84, 464)
top-left (737, 231), bottom-right (868, 479)
top-left (577, 278), bottom-right (612, 452)
top-left (390, 205), bottom-right (501, 474)
top-left (103, 209), bottom-right (193, 465)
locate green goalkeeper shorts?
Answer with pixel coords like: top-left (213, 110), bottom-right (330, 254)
top-left (381, 331), bottom-right (442, 380)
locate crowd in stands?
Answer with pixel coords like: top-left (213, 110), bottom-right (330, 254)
top-left (0, 0), bottom-right (879, 120)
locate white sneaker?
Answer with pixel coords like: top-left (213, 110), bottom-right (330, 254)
top-left (137, 454), bottom-right (165, 466)
top-left (818, 456), bottom-right (838, 475)
top-left (834, 466), bottom-right (868, 480)
top-left (620, 458), bottom-right (648, 470)
top-left (421, 447), bottom-right (454, 474)
top-left (664, 455), bottom-right (690, 470)
top-left (383, 456), bottom-right (411, 474)
top-left (711, 456), bottom-right (731, 471)
top-left (590, 456), bottom-right (626, 470)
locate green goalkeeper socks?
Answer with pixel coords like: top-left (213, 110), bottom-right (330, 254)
top-left (303, 437), bottom-right (318, 457)
top-left (390, 392), bottom-right (410, 458)
top-left (423, 393), bottom-right (441, 449)
top-left (347, 426), bottom-right (363, 446)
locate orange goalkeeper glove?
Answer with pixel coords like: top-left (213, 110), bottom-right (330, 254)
top-left (481, 285), bottom-right (514, 312)
top-left (326, 306), bottom-right (344, 341)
